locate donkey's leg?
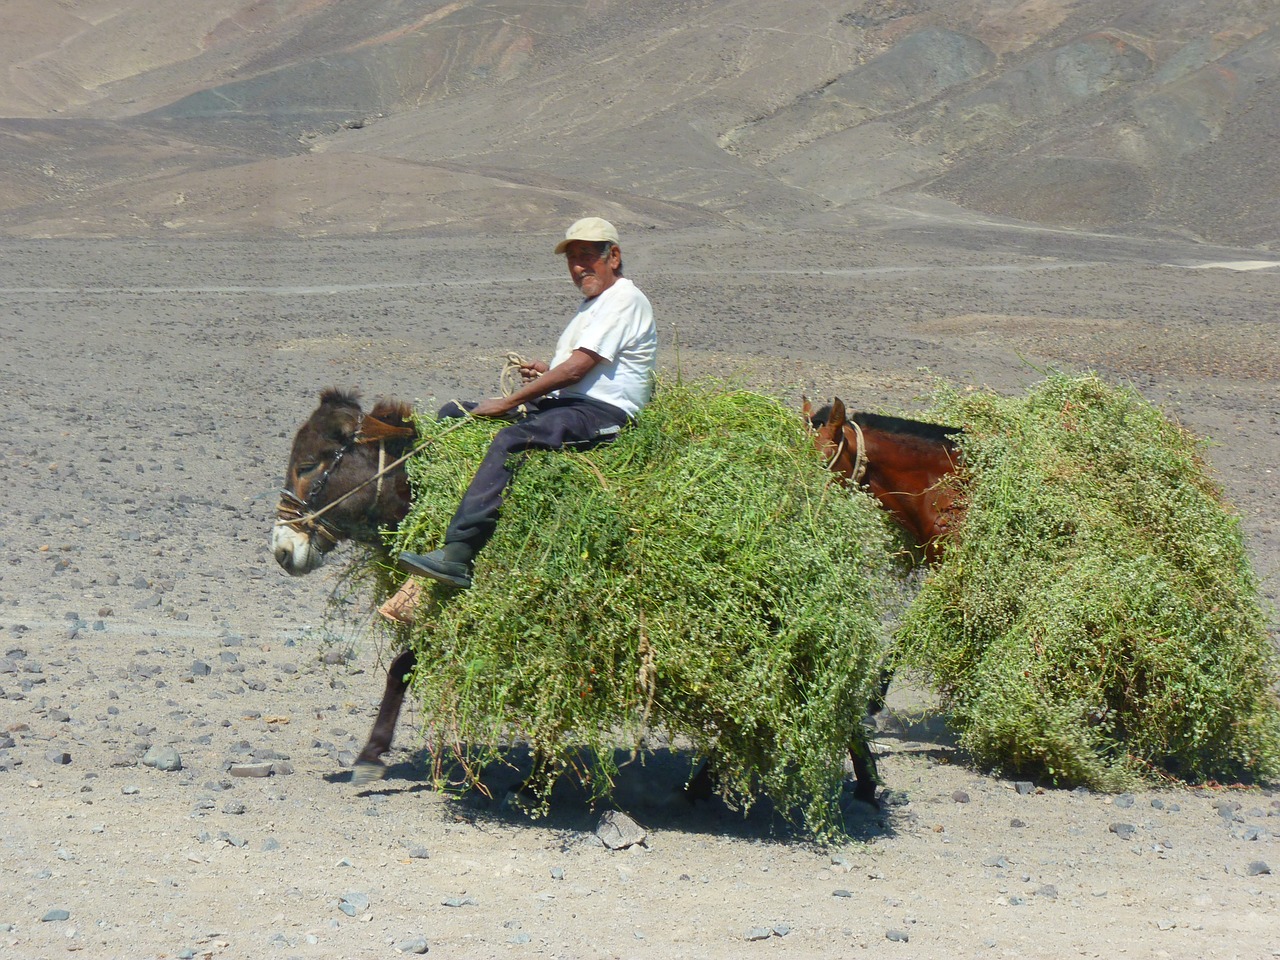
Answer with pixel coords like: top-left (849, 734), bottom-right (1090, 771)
top-left (849, 733), bottom-right (880, 808)
top-left (352, 649), bottom-right (416, 787)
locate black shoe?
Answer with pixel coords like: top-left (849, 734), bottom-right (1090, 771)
top-left (398, 548), bottom-right (473, 589)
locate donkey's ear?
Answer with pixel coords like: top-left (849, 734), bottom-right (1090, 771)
top-left (360, 414), bottom-right (415, 441)
top-left (368, 399), bottom-right (415, 430)
top-left (829, 397), bottom-right (847, 429)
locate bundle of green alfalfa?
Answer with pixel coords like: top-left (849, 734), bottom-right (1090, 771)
top-left (384, 380), bottom-right (899, 838)
top-left (896, 372), bottom-right (1280, 791)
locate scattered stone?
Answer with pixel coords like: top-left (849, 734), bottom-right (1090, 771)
top-left (1114, 793), bottom-right (1135, 808)
top-left (1010, 818), bottom-right (1026, 828)
top-left (395, 936), bottom-right (429, 954)
top-left (45, 750), bottom-right (71, 765)
top-left (191, 661), bottom-right (211, 677)
top-left (1014, 781), bottom-right (1035, 795)
top-left (441, 897), bottom-right (476, 908)
top-left (1247, 861), bottom-right (1271, 876)
top-left (222, 800), bottom-right (247, 815)
top-left (142, 745), bottom-right (182, 772)
top-left (508, 932), bottom-right (531, 945)
top-left (229, 762), bottom-right (273, 778)
top-left (886, 929), bottom-right (910, 942)
top-left (550, 866), bottom-right (564, 880)
top-left (596, 810), bottom-right (647, 850)
top-left (42, 908), bottom-right (70, 922)
top-left (121, 785), bottom-right (140, 795)
top-left (1109, 823), bottom-right (1137, 840)
top-left (338, 892), bottom-right (370, 916)
top-left (1035, 884), bottom-right (1059, 899)
top-left (407, 846), bottom-right (430, 860)
top-left (833, 889), bottom-right (853, 898)
top-left (745, 927), bottom-right (771, 941)
top-left (952, 790), bottom-right (970, 804)
top-left (773, 924), bottom-right (791, 937)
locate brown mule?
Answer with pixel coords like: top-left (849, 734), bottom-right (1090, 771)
top-left (805, 397), bottom-right (963, 563)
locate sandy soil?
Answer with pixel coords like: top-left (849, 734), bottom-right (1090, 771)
top-left (2, 221), bottom-right (1278, 959)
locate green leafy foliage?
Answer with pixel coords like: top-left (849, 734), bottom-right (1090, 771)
top-left (897, 372), bottom-right (1280, 789)
top-left (385, 380), bottom-right (899, 838)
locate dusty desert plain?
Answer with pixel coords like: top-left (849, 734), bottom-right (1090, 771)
top-left (0, 213), bottom-right (1277, 960)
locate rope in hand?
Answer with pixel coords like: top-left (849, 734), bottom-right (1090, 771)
top-left (500, 351), bottom-right (535, 416)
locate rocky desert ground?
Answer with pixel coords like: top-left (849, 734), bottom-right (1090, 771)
top-left (2, 2), bottom-right (1280, 958)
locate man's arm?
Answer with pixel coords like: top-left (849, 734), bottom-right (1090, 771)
top-left (471, 348), bottom-right (602, 417)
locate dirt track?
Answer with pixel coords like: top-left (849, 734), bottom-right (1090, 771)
top-left (2, 223), bottom-right (1278, 958)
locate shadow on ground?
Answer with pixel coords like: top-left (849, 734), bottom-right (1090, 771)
top-left (326, 743), bottom-right (899, 844)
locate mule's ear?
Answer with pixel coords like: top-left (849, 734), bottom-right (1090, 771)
top-left (812, 397), bottom-right (841, 450)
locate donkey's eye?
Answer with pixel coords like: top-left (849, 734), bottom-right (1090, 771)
top-left (296, 461), bottom-right (320, 475)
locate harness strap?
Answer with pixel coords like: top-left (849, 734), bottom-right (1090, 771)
top-left (848, 419), bottom-right (868, 486)
top-left (821, 418), bottom-right (868, 485)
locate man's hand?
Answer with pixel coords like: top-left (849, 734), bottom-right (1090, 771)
top-left (471, 397), bottom-right (515, 418)
top-left (519, 360), bottom-right (549, 383)
top-left (473, 349), bottom-right (601, 419)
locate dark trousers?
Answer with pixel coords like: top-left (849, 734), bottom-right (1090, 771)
top-left (438, 397), bottom-right (631, 551)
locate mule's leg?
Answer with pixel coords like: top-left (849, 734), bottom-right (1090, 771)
top-left (684, 757), bottom-right (716, 802)
top-left (849, 733), bottom-right (880, 808)
top-left (867, 663), bottom-right (895, 716)
top-left (352, 649), bottom-right (416, 787)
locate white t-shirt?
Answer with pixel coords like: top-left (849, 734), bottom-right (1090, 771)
top-left (550, 276), bottom-right (656, 418)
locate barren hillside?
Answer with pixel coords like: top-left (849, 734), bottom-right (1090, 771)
top-left (2, 0), bottom-right (1277, 244)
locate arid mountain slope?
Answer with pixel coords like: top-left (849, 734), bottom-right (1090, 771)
top-left (2, 0), bottom-right (1276, 244)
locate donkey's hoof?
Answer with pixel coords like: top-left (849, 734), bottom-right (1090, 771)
top-left (351, 760), bottom-right (387, 787)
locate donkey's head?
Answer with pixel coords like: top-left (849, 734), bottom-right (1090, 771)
top-left (272, 389), bottom-right (415, 575)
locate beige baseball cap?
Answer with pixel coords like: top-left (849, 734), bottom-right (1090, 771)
top-left (554, 217), bottom-right (620, 254)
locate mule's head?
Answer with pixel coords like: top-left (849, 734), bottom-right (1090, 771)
top-left (804, 395), bottom-right (964, 562)
top-left (272, 389), bottom-right (415, 575)
top-left (804, 396), bottom-right (861, 482)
